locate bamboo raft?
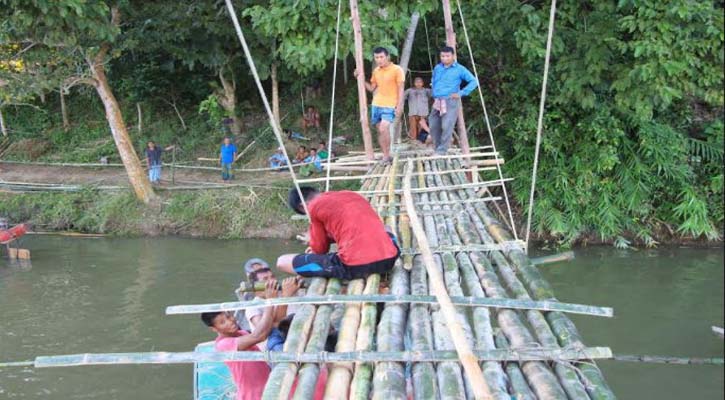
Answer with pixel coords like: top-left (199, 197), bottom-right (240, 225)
top-left (171, 151), bottom-right (617, 400)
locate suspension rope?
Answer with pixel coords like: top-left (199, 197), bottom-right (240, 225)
top-left (324, 0), bottom-right (343, 192)
top-left (455, 0), bottom-right (519, 240)
top-left (524, 0), bottom-right (557, 251)
top-left (422, 16), bottom-right (434, 73)
top-left (223, 0), bottom-right (310, 220)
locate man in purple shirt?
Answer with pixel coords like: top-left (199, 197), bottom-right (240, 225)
top-left (429, 46), bottom-right (479, 154)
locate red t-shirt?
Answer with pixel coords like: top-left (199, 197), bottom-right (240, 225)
top-left (215, 330), bottom-right (270, 400)
top-left (307, 191), bottom-right (397, 266)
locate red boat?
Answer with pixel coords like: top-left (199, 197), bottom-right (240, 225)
top-left (0, 223), bottom-right (27, 244)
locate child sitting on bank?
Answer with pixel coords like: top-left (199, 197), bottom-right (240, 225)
top-left (299, 148), bottom-right (323, 177)
top-left (293, 146), bottom-right (308, 164)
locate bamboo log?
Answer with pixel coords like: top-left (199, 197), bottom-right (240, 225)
top-left (324, 279), bottom-right (366, 399)
top-left (293, 279), bottom-right (342, 400)
top-left (612, 355), bottom-right (724, 365)
top-left (349, 0), bottom-right (374, 160)
top-left (331, 151), bottom-right (499, 166)
top-left (494, 332), bottom-right (536, 400)
top-left (349, 274), bottom-right (380, 400)
top-left (262, 278), bottom-right (327, 400)
top-left (357, 177), bottom-right (514, 195)
top-left (31, 347), bottom-right (614, 368)
top-left (531, 251), bottom-right (575, 266)
top-left (407, 257), bottom-right (438, 400)
top-left (402, 160), bottom-right (493, 400)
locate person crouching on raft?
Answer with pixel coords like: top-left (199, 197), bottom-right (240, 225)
top-left (277, 187), bottom-right (400, 280)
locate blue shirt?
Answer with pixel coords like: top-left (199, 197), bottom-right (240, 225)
top-left (220, 143), bottom-right (237, 164)
top-left (269, 153), bottom-right (287, 167)
top-left (431, 62), bottom-right (478, 99)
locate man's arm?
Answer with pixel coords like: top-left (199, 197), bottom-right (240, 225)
top-left (395, 71), bottom-right (405, 116)
top-left (274, 277), bottom-right (301, 323)
top-left (354, 69), bottom-right (376, 92)
top-left (459, 66), bottom-right (479, 97)
top-left (235, 280), bottom-right (278, 350)
top-left (308, 219), bottom-right (331, 254)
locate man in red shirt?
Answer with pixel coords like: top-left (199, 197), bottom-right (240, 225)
top-left (277, 187), bottom-right (400, 280)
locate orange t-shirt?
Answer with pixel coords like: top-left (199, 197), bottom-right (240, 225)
top-left (370, 64), bottom-right (405, 108)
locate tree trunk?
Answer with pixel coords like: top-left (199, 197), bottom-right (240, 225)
top-left (0, 108), bottom-right (7, 137)
top-left (89, 57), bottom-right (155, 204)
top-left (60, 85), bottom-right (69, 131)
top-left (271, 61), bottom-right (280, 130)
top-left (217, 68), bottom-right (243, 138)
top-left (343, 55), bottom-right (348, 85)
top-left (441, 0), bottom-right (471, 157)
top-left (349, 0), bottom-right (374, 160)
top-left (392, 12), bottom-right (420, 142)
top-left (136, 102), bottom-right (142, 134)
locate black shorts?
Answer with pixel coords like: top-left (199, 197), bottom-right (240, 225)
top-left (292, 234), bottom-right (400, 280)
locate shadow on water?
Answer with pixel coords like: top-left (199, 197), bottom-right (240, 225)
top-left (1, 237), bottom-right (722, 399)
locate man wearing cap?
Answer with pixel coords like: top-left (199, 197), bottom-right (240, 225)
top-left (268, 147), bottom-right (288, 170)
top-left (276, 186), bottom-right (399, 280)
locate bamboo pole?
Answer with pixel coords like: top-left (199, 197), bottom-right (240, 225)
top-left (494, 332), bottom-right (536, 400)
top-left (29, 347), bottom-right (614, 368)
top-left (407, 256), bottom-right (438, 400)
top-left (392, 12), bottom-right (420, 144)
top-left (262, 278), bottom-right (327, 400)
top-left (349, 0), bottom-right (374, 160)
top-left (357, 177), bottom-right (513, 195)
top-left (402, 160), bottom-right (492, 400)
top-left (292, 279), bottom-right (342, 400)
top-left (441, 0), bottom-right (471, 158)
top-left (531, 251), bottom-right (575, 266)
top-left (350, 274), bottom-right (381, 400)
top-left (330, 151), bottom-right (499, 166)
top-left (323, 279), bottom-right (365, 399)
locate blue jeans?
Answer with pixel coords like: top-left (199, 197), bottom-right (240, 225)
top-left (148, 164), bottom-right (161, 182)
top-left (428, 98), bottom-right (460, 154)
top-left (267, 328), bottom-right (285, 352)
top-left (221, 162), bottom-right (233, 181)
top-left (370, 105), bottom-right (395, 125)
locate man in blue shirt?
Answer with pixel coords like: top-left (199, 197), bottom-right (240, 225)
top-left (429, 46), bottom-right (478, 154)
top-left (219, 137), bottom-right (237, 182)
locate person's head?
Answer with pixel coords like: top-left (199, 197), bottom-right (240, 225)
top-left (201, 312), bottom-right (238, 336)
top-left (147, 141), bottom-right (156, 149)
top-left (288, 186), bottom-right (319, 215)
top-left (318, 141), bottom-right (325, 150)
top-left (373, 47), bottom-right (390, 67)
top-left (309, 148), bottom-right (317, 156)
top-left (298, 146), bottom-right (306, 153)
top-left (276, 147), bottom-right (284, 153)
top-left (439, 46), bottom-right (456, 65)
top-left (243, 258), bottom-right (269, 277)
top-left (307, 106), bottom-right (315, 113)
top-left (414, 77), bottom-right (424, 88)
top-left (223, 137), bottom-right (232, 145)
top-left (249, 267), bottom-right (274, 284)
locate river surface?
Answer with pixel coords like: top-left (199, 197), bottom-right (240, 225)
top-left (1, 236), bottom-right (722, 399)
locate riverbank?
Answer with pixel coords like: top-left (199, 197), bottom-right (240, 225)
top-left (1, 187), bottom-right (721, 248)
top-left (0, 188), bottom-right (304, 239)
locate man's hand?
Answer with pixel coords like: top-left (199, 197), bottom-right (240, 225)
top-left (305, 246), bottom-right (314, 254)
top-left (281, 277), bottom-right (301, 297)
top-left (353, 68), bottom-right (360, 78)
top-left (265, 279), bottom-right (278, 299)
top-left (395, 105), bottom-right (403, 117)
top-left (450, 93), bottom-right (461, 99)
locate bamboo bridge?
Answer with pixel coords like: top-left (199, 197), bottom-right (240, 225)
top-left (166, 148), bottom-right (618, 400)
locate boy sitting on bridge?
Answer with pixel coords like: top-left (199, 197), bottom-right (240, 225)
top-left (277, 187), bottom-right (399, 280)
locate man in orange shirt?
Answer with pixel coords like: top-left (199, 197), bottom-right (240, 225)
top-left (354, 47), bottom-right (405, 164)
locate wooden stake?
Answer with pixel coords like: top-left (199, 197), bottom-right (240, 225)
top-left (349, 0), bottom-right (374, 160)
top-left (402, 160), bottom-right (492, 400)
top-left (441, 0), bottom-right (471, 158)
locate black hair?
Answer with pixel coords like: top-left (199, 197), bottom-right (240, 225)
top-left (373, 47), bottom-right (389, 56)
top-left (325, 331), bottom-right (338, 352)
top-left (414, 76), bottom-right (424, 81)
top-left (277, 314), bottom-right (295, 338)
top-left (439, 46), bottom-right (455, 55)
top-left (201, 312), bottom-right (223, 327)
top-left (249, 267), bottom-right (272, 283)
top-left (288, 186), bottom-right (319, 215)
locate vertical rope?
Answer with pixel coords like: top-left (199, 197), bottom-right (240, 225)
top-left (423, 16), bottom-right (434, 72)
top-left (325, 0), bottom-right (343, 192)
top-left (455, 0), bottom-right (519, 240)
top-left (223, 0), bottom-right (310, 220)
top-left (524, 0), bottom-right (557, 251)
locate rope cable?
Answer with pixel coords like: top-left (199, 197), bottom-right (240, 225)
top-left (223, 0), bottom-right (310, 220)
top-left (455, 0), bottom-right (519, 240)
top-left (324, 0), bottom-right (343, 192)
top-left (423, 15), bottom-right (434, 73)
top-left (524, 0), bottom-right (557, 250)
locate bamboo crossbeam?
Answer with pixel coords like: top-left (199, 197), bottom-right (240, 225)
top-left (401, 160), bottom-right (492, 400)
top-left (613, 355), bottom-right (725, 365)
top-left (385, 196), bottom-right (503, 209)
top-left (32, 347), bottom-right (613, 368)
top-left (531, 251), bottom-right (575, 266)
top-left (165, 294), bottom-right (612, 317)
top-left (357, 177), bottom-right (513, 195)
top-left (331, 151), bottom-right (499, 167)
top-left (295, 166), bottom-right (494, 184)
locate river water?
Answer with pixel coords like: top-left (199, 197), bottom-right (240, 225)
top-left (1, 236), bottom-right (722, 399)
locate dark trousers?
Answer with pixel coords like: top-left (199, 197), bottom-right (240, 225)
top-left (428, 98), bottom-right (460, 154)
